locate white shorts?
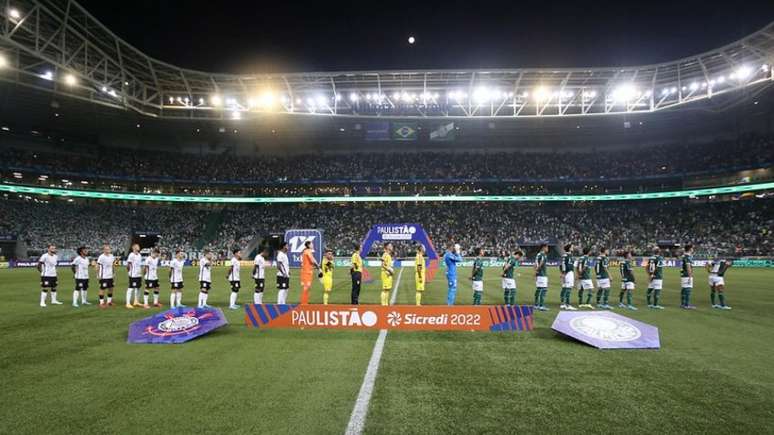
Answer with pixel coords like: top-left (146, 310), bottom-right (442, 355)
top-left (710, 276), bottom-right (725, 287)
top-left (650, 279), bottom-right (663, 290)
top-left (623, 282), bottom-right (635, 290)
top-left (681, 277), bottom-right (694, 288)
top-left (580, 279), bottom-right (594, 290)
top-left (536, 276), bottom-right (548, 288)
top-left (472, 280), bottom-right (483, 292)
top-left (597, 278), bottom-right (611, 289)
top-left (562, 272), bottom-right (574, 288)
top-left (502, 278), bottom-right (516, 289)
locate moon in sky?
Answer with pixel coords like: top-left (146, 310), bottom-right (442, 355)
top-left (408, 36), bottom-right (415, 44)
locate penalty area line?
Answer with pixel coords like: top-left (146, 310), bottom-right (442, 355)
top-left (344, 268), bottom-right (403, 435)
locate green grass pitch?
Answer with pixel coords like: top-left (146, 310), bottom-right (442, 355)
top-left (1, 265), bottom-right (773, 434)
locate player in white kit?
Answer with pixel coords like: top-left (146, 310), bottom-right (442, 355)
top-left (275, 243), bottom-right (290, 304)
top-left (96, 244), bottom-right (116, 308)
top-left (197, 250), bottom-right (213, 308)
top-left (142, 248), bottom-right (162, 308)
top-left (38, 244), bottom-right (62, 307)
top-left (253, 247), bottom-right (269, 304)
top-left (126, 244), bottom-right (143, 309)
top-left (169, 250), bottom-right (186, 308)
top-left (227, 249), bottom-right (242, 310)
top-left (70, 246), bottom-right (91, 307)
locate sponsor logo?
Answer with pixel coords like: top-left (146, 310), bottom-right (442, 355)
top-left (387, 311), bottom-right (402, 326)
top-left (288, 235), bottom-right (317, 253)
top-left (377, 225), bottom-right (417, 240)
top-left (158, 315), bottom-right (200, 333)
top-left (569, 315), bottom-right (642, 342)
top-left (291, 308), bottom-right (378, 328)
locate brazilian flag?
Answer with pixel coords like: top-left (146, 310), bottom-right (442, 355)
top-left (391, 122), bottom-right (418, 141)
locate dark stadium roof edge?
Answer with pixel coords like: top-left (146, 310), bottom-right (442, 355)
top-left (0, 2), bottom-right (772, 119)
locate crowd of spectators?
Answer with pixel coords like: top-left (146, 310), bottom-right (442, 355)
top-left (1, 134), bottom-right (771, 185)
top-left (3, 197), bottom-right (770, 258)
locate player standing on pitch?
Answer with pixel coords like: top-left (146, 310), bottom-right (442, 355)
top-left (227, 248), bottom-right (242, 310)
top-left (443, 243), bottom-right (463, 306)
top-left (414, 244), bottom-right (426, 306)
top-left (680, 244), bottom-right (695, 309)
top-left (647, 247), bottom-right (665, 309)
top-left (577, 247), bottom-right (594, 309)
top-left (38, 244), bottom-right (62, 307)
top-left (321, 249), bottom-right (334, 305)
top-left (169, 250), bottom-right (186, 308)
top-left (300, 241), bottom-right (320, 305)
top-left (533, 244), bottom-right (549, 311)
top-left (71, 246), bottom-right (91, 307)
top-left (380, 242), bottom-right (394, 306)
top-left (126, 244), bottom-right (143, 308)
top-left (276, 242), bottom-right (290, 304)
top-left (559, 243), bottom-right (576, 310)
top-left (253, 247), bottom-right (269, 304)
top-left (595, 247), bottom-right (612, 309)
top-left (96, 244), bottom-right (115, 308)
top-left (618, 250), bottom-right (637, 310)
top-left (142, 248), bottom-right (162, 308)
top-left (350, 244), bottom-right (363, 305)
top-left (197, 250), bottom-right (213, 308)
top-left (471, 248), bottom-right (485, 305)
top-left (502, 250), bottom-right (520, 306)
top-left (707, 257), bottom-right (732, 310)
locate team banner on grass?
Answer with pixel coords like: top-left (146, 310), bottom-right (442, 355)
top-left (551, 311), bottom-right (660, 349)
top-left (127, 307), bottom-right (228, 344)
top-left (245, 304), bottom-right (533, 332)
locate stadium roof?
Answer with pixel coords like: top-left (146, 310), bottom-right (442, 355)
top-left (0, 1), bottom-right (773, 119)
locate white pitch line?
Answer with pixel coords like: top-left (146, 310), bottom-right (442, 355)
top-left (345, 268), bottom-right (403, 435)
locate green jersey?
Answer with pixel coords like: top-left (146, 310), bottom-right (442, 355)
top-left (503, 257), bottom-right (518, 279)
top-left (472, 258), bottom-right (484, 281)
top-left (681, 254), bottom-right (693, 278)
top-left (595, 256), bottom-right (610, 279)
top-left (648, 255), bottom-right (665, 279)
top-left (560, 253), bottom-right (573, 274)
top-left (535, 252), bottom-right (547, 277)
top-left (619, 259), bottom-right (635, 283)
top-left (710, 259), bottom-right (730, 277)
top-left (579, 256), bottom-right (592, 279)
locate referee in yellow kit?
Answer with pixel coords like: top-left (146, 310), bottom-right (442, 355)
top-left (350, 244), bottom-right (363, 304)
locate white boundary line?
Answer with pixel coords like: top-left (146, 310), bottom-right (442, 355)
top-left (344, 268), bottom-right (403, 435)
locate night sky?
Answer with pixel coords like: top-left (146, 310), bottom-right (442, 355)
top-left (78, 0), bottom-right (774, 74)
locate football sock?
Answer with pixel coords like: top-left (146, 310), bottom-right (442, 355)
top-left (503, 289), bottom-right (510, 305)
top-left (153, 291), bottom-right (159, 305)
top-left (415, 292), bottom-right (422, 306)
top-left (229, 291), bottom-right (238, 307)
top-left (653, 289), bottom-right (661, 306)
top-left (533, 289), bottom-right (540, 306)
top-left (578, 289), bottom-right (584, 305)
top-left (143, 291), bottom-right (149, 305)
top-left (175, 292), bottom-right (182, 306)
top-left (596, 290), bottom-right (602, 305)
top-left (254, 291), bottom-right (263, 304)
top-left (301, 286), bottom-right (310, 304)
top-left (323, 293), bottom-right (330, 305)
top-left (73, 290), bottom-right (79, 305)
top-left (133, 288), bottom-right (139, 303)
top-left (107, 293), bottom-right (113, 303)
top-left (99, 294), bottom-right (105, 304)
top-left (646, 288), bottom-right (653, 305)
top-left (81, 290), bottom-right (88, 303)
top-left (40, 291), bottom-right (47, 305)
top-left (170, 292), bottom-right (176, 307)
top-left (619, 290), bottom-right (625, 303)
top-left (381, 290), bottom-right (390, 306)
top-left (710, 289), bottom-right (717, 305)
top-left (626, 290), bottom-right (633, 305)
top-left (602, 289), bottom-right (610, 305)
top-left (718, 293), bottom-right (726, 306)
top-left (278, 290), bottom-right (288, 304)
top-left (538, 288), bottom-right (547, 307)
top-left (473, 292), bottom-right (481, 305)
top-left (125, 289), bottom-right (132, 304)
top-left (50, 290), bottom-right (57, 302)
top-left (585, 290), bottom-right (593, 304)
top-left (685, 288), bottom-right (691, 305)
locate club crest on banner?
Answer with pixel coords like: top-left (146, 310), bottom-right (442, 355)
top-left (128, 307), bottom-right (228, 344)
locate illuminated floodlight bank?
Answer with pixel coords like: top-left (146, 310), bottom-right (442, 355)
top-left (0, 182), bottom-right (771, 204)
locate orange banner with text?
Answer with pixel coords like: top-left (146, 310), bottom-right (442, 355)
top-left (244, 304), bottom-right (533, 332)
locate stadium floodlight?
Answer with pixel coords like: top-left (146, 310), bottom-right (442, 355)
top-left (717, 76), bottom-right (725, 84)
top-left (41, 70), bottom-right (53, 81)
top-left (0, 54), bottom-right (6, 68)
top-left (583, 90), bottom-right (597, 99)
top-left (473, 87), bottom-right (490, 103)
top-left (198, 97), bottom-right (205, 105)
top-left (8, 8), bottom-right (21, 19)
top-left (533, 86), bottom-right (550, 102)
top-left (689, 82), bottom-right (699, 91)
top-left (210, 95), bottom-right (222, 106)
top-left (334, 94), bottom-right (342, 102)
top-left (521, 91), bottom-right (529, 98)
top-left (734, 65), bottom-right (752, 80)
top-left (108, 89), bottom-right (117, 98)
top-left (612, 84), bottom-right (638, 101)
top-left (306, 97), bottom-right (316, 106)
top-left (168, 96), bottom-right (174, 104)
top-left (231, 111), bottom-right (241, 120)
top-left (763, 64), bottom-right (770, 72)
top-left (315, 95), bottom-right (327, 105)
top-left (349, 92), bottom-right (358, 102)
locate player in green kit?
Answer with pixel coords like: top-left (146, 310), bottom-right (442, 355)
top-left (594, 247), bottom-right (613, 309)
top-left (471, 248), bottom-right (485, 305)
top-left (707, 257), bottom-right (733, 310)
top-left (646, 247), bottom-right (665, 309)
top-left (618, 251), bottom-right (638, 310)
top-left (577, 247), bottom-right (595, 309)
top-left (559, 243), bottom-right (577, 310)
top-left (680, 244), bottom-right (696, 309)
top-left (501, 250), bottom-right (521, 306)
top-left (533, 244), bottom-right (549, 311)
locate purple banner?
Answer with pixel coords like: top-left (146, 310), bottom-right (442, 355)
top-left (127, 307), bottom-right (228, 344)
top-left (551, 311), bottom-right (660, 349)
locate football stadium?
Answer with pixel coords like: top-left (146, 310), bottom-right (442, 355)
top-left (1, 1), bottom-right (774, 434)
